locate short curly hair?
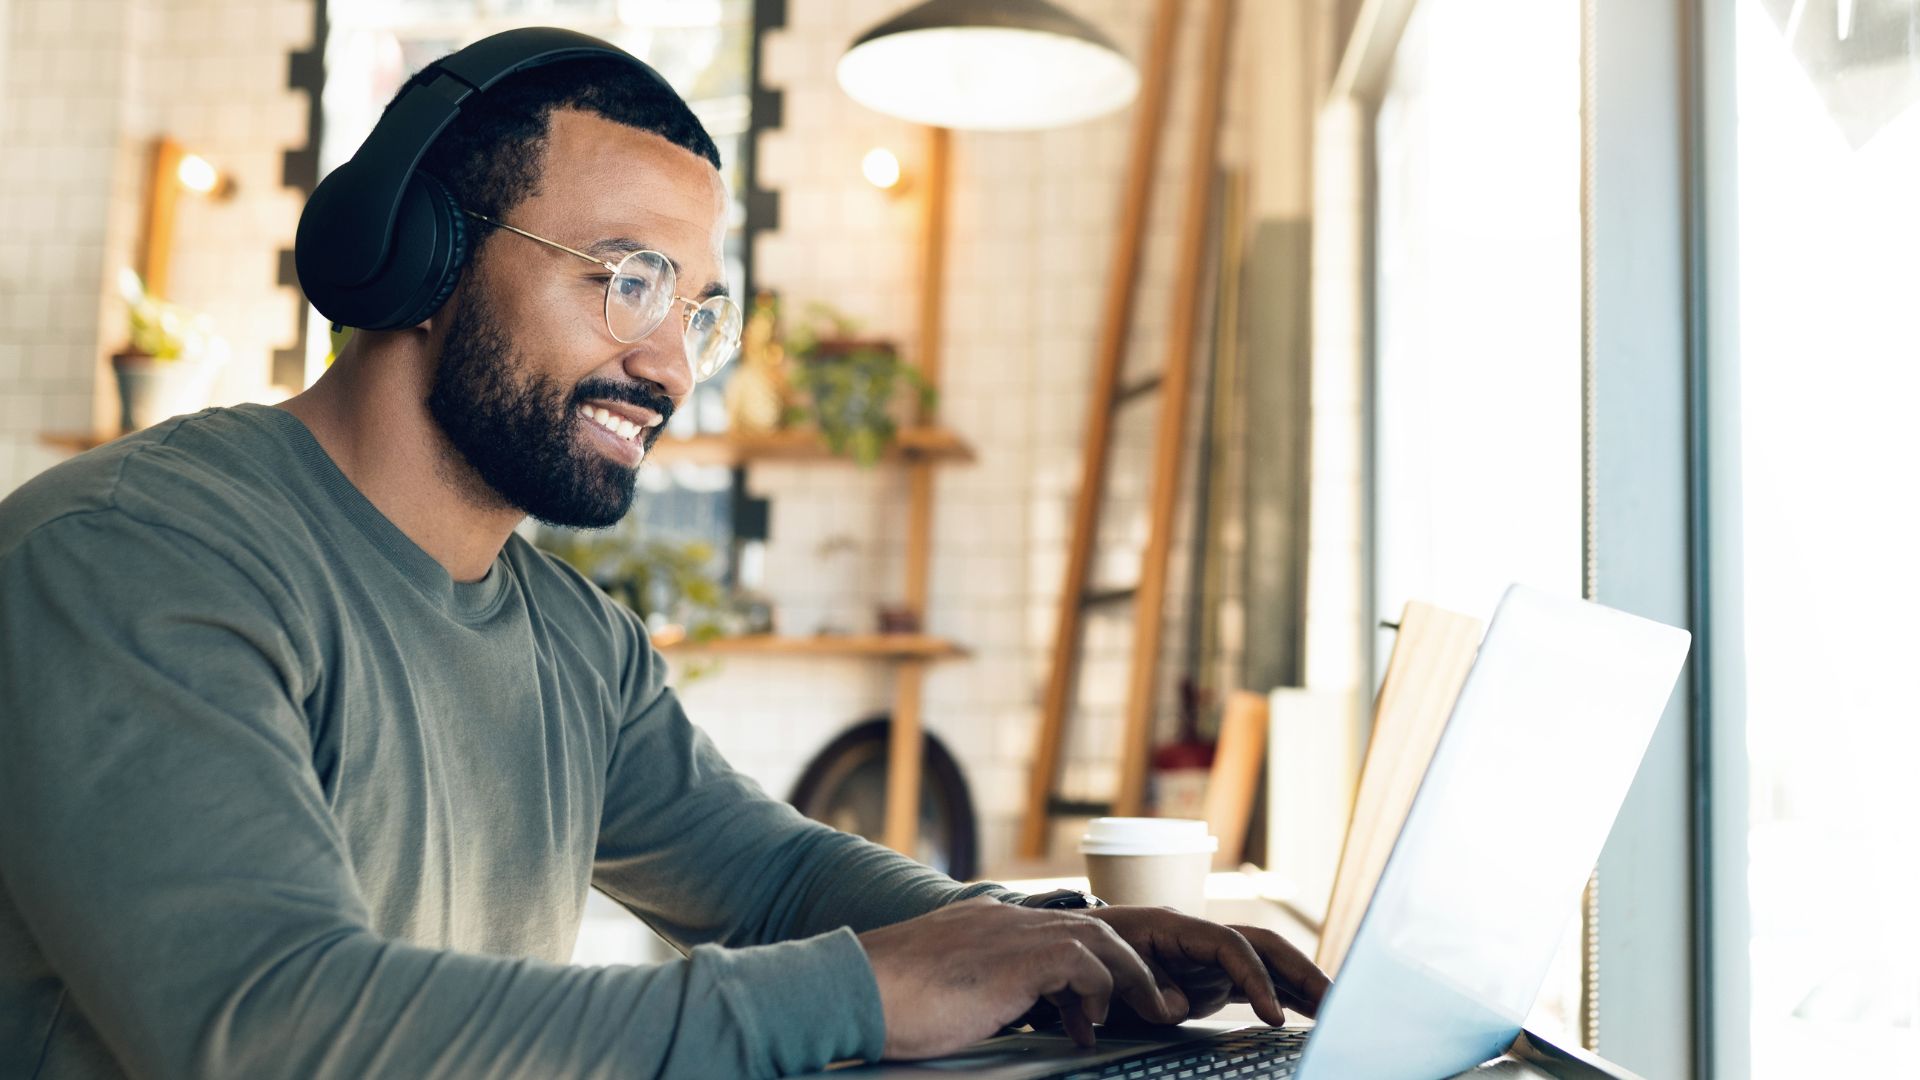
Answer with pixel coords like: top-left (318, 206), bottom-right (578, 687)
top-left (385, 53), bottom-right (721, 228)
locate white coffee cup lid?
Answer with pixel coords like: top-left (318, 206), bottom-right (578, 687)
top-left (1078, 817), bottom-right (1219, 856)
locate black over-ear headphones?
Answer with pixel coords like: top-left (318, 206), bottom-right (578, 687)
top-left (294, 27), bottom-right (673, 332)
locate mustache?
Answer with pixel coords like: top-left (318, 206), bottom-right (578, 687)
top-left (572, 378), bottom-right (676, 429)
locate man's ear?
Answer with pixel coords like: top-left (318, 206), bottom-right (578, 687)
top-left (411, 281), bottom-right (464, 336)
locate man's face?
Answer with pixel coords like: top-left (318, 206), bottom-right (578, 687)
top-left (427, 108), bottom-right (728, 528)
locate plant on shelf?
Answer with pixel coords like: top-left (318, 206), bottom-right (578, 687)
top-left (118, 269), bottom-right (223, 362)
top-left (780, 300), bottom-right (936, 467)
top-left (111, 269), bottom-right (226, 432)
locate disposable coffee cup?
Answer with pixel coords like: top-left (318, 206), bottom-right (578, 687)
top-left (1079, 817), bottom-right (1217, 914)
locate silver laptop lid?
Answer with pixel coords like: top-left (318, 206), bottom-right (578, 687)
top-left (1297, 585), bottom-right (1689, 1079)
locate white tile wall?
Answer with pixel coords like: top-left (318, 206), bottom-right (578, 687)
top-left (0, 0), bottom-right (131, 490)
top-left (0, 0), bottom-right (312, 495)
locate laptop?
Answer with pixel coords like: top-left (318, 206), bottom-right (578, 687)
top-left (795, 585), bottom-right (1690, 1079)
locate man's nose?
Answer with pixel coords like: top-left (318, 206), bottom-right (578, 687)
top-left (623, 324), bottom-right (694, 404)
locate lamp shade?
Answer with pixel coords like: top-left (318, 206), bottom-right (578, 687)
top-left (837, 0), bottom-right (1139, 131)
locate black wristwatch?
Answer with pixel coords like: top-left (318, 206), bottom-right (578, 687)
top-left (1015, 888), bottom-right (1107, 911)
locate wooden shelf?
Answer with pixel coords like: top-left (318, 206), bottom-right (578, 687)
top-left (658, 633), bottom-right (969, 660)
top-left (643, 427), bottom-right (975, 466)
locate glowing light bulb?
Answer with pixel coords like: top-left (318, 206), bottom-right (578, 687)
top-left (177, 154), bottom-right (219, 195)
top-left (862, 148), bottom-right (903, 190)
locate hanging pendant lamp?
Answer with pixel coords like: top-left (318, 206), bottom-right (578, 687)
top-left (837, 0), bottom-right (1139, 131)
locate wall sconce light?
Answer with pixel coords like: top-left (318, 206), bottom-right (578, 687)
top-left (140, 137), bottom-right (233, 300)
top-left (175, 152), bottom-right (236, 199)
top-left (862, 147), bottom-right (905, 191)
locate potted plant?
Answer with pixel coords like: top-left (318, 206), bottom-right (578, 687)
top-left (112, 269), bottom-right (224, 432)
top-left (782, 302), bottom-right (935, 466)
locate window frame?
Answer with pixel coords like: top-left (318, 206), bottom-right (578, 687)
top-left (1582, 0), bottom-right (1719, 1074)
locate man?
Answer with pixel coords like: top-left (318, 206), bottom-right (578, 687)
top-left (0, 36), bottom-right (1325, 1079)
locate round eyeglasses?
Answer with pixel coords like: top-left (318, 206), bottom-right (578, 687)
top-left (464, 209), bottom-right (742, 382)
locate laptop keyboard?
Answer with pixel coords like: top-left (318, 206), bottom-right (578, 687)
top-left (1039, 1027), bottom-right (1310, 1079)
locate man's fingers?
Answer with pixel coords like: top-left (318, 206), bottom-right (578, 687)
top-left (1062, 915), bottom-right (1177, 1024)
top-left (1143, 955), bottom-right (1190, 1022)
top-left (1228, 924), bottom-right (1332, 1018)
top-left (1044, 992), bottom-right (1098, 1047)
top-left (1038, 938), bottom-right (1114, 1028)
top-left (1172, 923), bottom-right (1287, 1027)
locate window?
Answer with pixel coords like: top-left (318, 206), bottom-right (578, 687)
top-left (1725, 1), bottom-right (1920, 1074)
top-left (1371, 0), bottom-right (1584, 646)
top-left (1368, 0), bottom-right (1584, 1042)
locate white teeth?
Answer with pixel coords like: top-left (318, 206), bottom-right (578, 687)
top-left (578, 403), bottom-right (645, 443)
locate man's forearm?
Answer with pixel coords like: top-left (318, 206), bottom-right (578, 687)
top-left (753, 823), bottom-right (1024, 939)
top-left (35, 918), bottom-right (882, 1080)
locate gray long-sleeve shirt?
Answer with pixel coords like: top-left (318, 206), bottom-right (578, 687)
top-left (0, 404), bottom-right (1009, 1079)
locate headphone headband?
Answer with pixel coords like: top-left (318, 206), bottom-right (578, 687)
top-left (295, 27), bottom-right (671, 330)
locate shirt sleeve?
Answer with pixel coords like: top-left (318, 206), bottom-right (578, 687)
top-left (589, 619), bottom-right (1021, 954)
top-left (0, 511), bottom-right (877, 1080)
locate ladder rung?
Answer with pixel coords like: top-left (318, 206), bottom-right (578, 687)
top-left (1047, 798), bottom-right (1114, 818)
top-left (1081, 585), bottom-right (1138, 608)
top-left (1112, 374), bottom-right (1163, 408)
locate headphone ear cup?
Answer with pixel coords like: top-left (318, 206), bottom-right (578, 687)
top-left (298, 169), bottom-right (469, 332)
top-left (383, 172), bottom-right (469, 330)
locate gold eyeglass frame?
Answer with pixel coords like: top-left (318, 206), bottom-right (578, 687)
top-left (462, 209), bottom-right (739, 380)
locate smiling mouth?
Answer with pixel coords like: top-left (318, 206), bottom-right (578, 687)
top-left (577, 403), bottom-right (658, 446)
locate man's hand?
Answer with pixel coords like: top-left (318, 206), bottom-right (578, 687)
top-left (1084, 906), bottom-right (1330, 1029)
top-left (856, 897), bottom-right (1178, 1059)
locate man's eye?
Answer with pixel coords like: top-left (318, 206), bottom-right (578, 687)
top-left (611, 275), bottom-right (654, 300)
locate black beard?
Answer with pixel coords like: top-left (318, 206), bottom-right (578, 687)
top-left (426, 289), bottom-right (674, 530)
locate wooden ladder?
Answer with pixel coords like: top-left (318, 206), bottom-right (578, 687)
top-left (1018, 0), bottom-right (1238, 859)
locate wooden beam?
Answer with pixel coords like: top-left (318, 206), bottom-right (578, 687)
top-left (140, 137), bottom-right (185, 299)
top-left (885, 123), bottom-right (953, 857)
top-left (1114, 0), bottom-right (1236, 817)
top-left (1020, 0), bottom-right (1183, 860)
top-left (915, 125), bottom-right (949, 395)
top-left (884, 661), bottom-right (928, 855)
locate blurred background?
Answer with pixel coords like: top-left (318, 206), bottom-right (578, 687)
top-left (0, 0), bottom-right (1914, 1076)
